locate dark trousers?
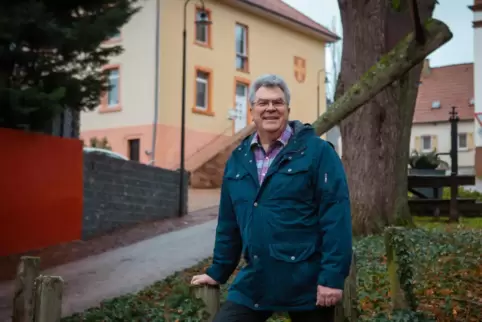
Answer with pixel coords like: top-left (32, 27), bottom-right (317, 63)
top-left (212, 301), bottom-right (335, 322)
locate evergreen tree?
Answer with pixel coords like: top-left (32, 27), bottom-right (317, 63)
top-left (0, 0), bottom-right (140, 131)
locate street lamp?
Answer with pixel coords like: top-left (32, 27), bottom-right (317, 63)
top-left (179, 0), bottom-right (212, 216)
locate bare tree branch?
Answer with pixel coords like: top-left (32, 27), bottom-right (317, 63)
top-left (312, 19), bottom-right (452, 135)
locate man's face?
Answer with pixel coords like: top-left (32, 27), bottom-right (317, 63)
top-left (251, 86), bottom-right (289, 134)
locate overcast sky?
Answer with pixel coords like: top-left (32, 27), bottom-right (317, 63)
top-left (283, 0), bottom-right (474, 98)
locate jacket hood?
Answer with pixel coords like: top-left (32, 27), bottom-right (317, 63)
top-left (289, 120), bottom-right (316, 139)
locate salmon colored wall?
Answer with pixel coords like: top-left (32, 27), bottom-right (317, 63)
top-left (0, 128), bottom-right (83, 256)
top-left (81, 124), bottom-right (229, 169)
top-left (81, 124), bottom-right (154, 164)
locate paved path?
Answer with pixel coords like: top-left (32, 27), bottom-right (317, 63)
top-left (189, 188), bottom-right (221, 212)
top-left (0, 220), bottom-right (217, 320)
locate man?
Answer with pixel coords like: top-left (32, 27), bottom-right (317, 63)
top-left (191, 74), bottom-right (352, 322)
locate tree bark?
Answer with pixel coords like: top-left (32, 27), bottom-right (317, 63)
top-left (335, 0), bottom-right (438, 235)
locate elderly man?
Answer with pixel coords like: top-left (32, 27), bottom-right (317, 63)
top-left (191, 74), bottom-right (352, 322)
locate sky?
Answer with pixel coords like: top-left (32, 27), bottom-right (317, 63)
top-left (283, 0), bottom-right (474, 98)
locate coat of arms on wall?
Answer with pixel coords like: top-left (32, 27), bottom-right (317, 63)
top-left (294, 56), bottom-right (306, 83)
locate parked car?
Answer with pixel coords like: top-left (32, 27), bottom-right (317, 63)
top-left (83, 147), bottom-right (128, 160)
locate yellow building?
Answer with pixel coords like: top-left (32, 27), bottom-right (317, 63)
top-left (80, 0), bottom-right (339, 169)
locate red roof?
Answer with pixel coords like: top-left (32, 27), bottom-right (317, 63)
top-left (413, 62), bottom-right (474, 123)
top-left (237, 0), bottom-right (339, 41)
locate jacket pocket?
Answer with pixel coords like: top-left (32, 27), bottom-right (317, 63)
top-left (225, 169), bottom-right (251, 203)
top-left (267, 243), bottom-right (319, 306)
top-left (268, 163), bottom-right (312, 202)
top-left (269, 242), bottom-right (316, 263)
top-left (225, 169), bottom-right (252, 230)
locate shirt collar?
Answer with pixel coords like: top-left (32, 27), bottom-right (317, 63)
top-left (250, 124), bottom-right (293, 148)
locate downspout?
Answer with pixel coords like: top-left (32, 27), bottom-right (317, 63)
top-left (150, 0), bottom-right (161, 165)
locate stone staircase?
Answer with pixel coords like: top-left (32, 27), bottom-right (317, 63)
top-left (186, 124), bottom-right (256, 189)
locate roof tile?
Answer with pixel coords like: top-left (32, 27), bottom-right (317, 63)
top-left (413, 62), bottom-right (474, 123)
top-left (239, 0), bottom-right (339, 41)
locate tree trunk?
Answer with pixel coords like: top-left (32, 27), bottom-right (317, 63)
top-left (337, 0), bottom-right (437, 235)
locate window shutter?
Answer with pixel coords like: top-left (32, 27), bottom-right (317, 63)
top-left (432, 135), bottom-right (438, 152)
top-left (468, 132), bottom-right (474, 149)
top-left (415, 136), bottom-right (421, 151)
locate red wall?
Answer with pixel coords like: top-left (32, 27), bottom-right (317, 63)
top-left (0, 128), bottom-right (83, 256)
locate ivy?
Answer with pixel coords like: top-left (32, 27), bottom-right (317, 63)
top-left (391, 0), bottom-right (401, 11)
top-left (371, 309), bottom-right (434, 322)
top-left (61, 224), bottom-right (481, 322)
top-left (385, 227), bottom-right (418, 310)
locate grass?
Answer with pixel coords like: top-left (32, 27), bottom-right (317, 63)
top-left (413, 216), bottom-right (482, 229)
top-left (61, 217), bottom-right (481, 322)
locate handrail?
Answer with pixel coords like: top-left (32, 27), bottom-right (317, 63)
top-left (185, 125), bottom-right (233, 163)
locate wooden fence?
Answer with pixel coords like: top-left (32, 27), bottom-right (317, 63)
top-left (11, 229), bottom-right (415, 322)
top-left (12, 257), bottom-right (63, 322)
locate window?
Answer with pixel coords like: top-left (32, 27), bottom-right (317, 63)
top-left (458, 133), bottom-right (468, 150)
top-left (421, 135), bottom-right (432, 151)
top-left (107, 68), bottom-right (120, 107)
top-left (233, 78), bottom-right (250, 133)
top-left (195, 7), bottom-right (211, 47)
top-left (235, 83), bottom-right (248, 97)
top-left (235, 23), bottom-right (248, 72)
top-left (193, 67), bottom-right (214, 116)
top-left (104, 29), bottom-right (121, 43)
top-left (100, 65), bottom-right (121, 113)
top-left (196, 71), bottom-right (208, 110)
top-left (110, 30), bottom-right (121, 39)
top-left (128, 139), bottom-right (140, 162)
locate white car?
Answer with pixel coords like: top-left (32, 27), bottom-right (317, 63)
top-left (83, 147), bottom-right (128, 160)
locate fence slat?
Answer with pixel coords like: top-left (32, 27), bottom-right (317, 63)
top-left (34, 275), bottom-right (64, 322)
top-left (12, 256), bottom-right (40, 322)
top-left (334, 252), bottom-right (358, 322)
top-left (192, 285), bottom-right (220, 322)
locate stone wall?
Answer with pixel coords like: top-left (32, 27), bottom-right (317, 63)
top-left (82, 153), bottom-right (188, 239)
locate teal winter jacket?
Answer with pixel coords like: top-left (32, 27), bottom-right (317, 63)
top-left (206, 120), bottom-right (352, 311)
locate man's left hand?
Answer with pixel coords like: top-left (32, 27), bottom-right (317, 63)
top-left (316, 285), bottom-right (343, 307)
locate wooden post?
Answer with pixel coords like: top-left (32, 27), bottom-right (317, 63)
top-left (34, 275), bottom-right (63, 322)
top-left (191, 285), bottom-right (220, 322)
top-left (334, 253), bottom-right (358, 322)
top-left (449, 107), bottom-right (459, 222)
top-left (384, 228), bottom-right (409, 310)
top-left (12, 256), bottom-right (40, 322)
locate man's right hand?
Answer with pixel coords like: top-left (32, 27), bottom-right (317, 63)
top-left (191, 274), bottom-right (219, 286)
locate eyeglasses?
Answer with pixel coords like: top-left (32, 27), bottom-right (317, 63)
top-left (253, 98), bottom-right (286, 108)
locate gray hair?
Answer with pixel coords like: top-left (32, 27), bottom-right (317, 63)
top-left (248, 74), bottom-right (291, 106)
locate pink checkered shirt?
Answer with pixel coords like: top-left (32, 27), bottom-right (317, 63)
top-left (250, 125), bottom-right (293, 184)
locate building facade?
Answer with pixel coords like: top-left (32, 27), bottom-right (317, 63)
top-left (410, 60), bottom-right (475, 172)
top-left (471, 0), bottom-right (482, 175)
top-left (80, 0), bottom-right (338, 169)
